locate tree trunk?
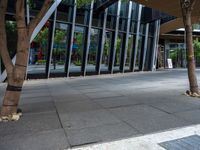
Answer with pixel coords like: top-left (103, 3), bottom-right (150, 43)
top-left (1, 0), bottom-right (28, 119)
top-left (181, 0), bottom-right (199, 94)
top-left (0, 0), bottom-right (53, 121)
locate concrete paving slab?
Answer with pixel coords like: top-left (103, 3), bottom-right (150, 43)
top-left (85, 91), bottom-right (124, 99)
top-left (59, 109), bottom-right (121, 129)
top-left (125, 115), bottom-right (190, 134)
top-left (20, 96), bottom-right (53, 104)
top-left (149, 100), bottom-right (200, 114)
top-left (20, 92), bottom-right (51, 99)
top-left (0, 129), bottom-right (69, 150)
top-left (1, 69), bottom-right (200, 149)
top-left (19, 101), bottom-right (56, 114)
top-left (93, 96), bottom-right (141, 108)
top-left (70, 124), bottom-right (200, 150)
top-left (174, 109), bottom-right (200, 124)
top-left (66, 122), bottom-right (140, 147)
top-left (55, 100), bottom-right (102, 113)
top-left (52, 94), bottom-right (90, 102)
top-left (0, 111), bottom-right (61, 137)
top-left (109, 104), bottom-right (169, 121)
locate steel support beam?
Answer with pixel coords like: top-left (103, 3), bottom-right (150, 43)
top-left (150, 19), bottom-right (160, 71)
top-left (65, 0), bottom-right (77, 77)
top-left (81, 1), bottom-right (94, 76)
top-left (108, 0), bottom-right (121, 73)
top-left (141, 23), bottom-right (149, 71)
top-left (94, 0), bottom-right (118, 12)
top-left (96, 9), bottom-right (108, 74)
top-left (46, 10), bottom-right (57, 78)
top-left (130, 4), bottom-right (142, 72)
top-left (120, 1), bottom-right (133, 73)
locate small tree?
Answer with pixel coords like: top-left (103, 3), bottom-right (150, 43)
top-left (180, 0), bottom-right (199, 95)
top-left (0, 0), bottom-right (92, 121)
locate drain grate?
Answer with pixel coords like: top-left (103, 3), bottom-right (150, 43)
top-left (159, 135), bottom-right (200, 150)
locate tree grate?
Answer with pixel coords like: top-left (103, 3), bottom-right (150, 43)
top-left (159, 135), bottom-right (200, 150)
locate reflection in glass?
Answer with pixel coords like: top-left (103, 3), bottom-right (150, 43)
top-left (113, 33), bottom-right (123, 71)
top-left (1, 21), bottom-right (17, 72)
top-left (70, 26), bottom-right (85, 72)
top-left (87, 29), bottom-right (100, 72)
top-left (101, 31), bottom-right (112, 72)
top-left (135, 35), bottom-right (144, 70)
top-left (28, 22), bottom-right (50, 74)
top-left (125, 35), bottom-right (135, 70)
top-left (50, 23), bottom-right (69, 73)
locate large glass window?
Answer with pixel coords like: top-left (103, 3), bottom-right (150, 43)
top-left (101, 31), bottom-right (112, 72)
top-left (113, 33), bottom-right (124, 71)
top-left (125, 35), bottom-right (135, 70)
top-left (86, 28), bottom-right (100, 72)
top-left (1, 20), bottom-right (17, 72)
top-left (50, 23), bottom-right (69, 74)
top-left (70, 26), bottom-right (85, 72)
top-left (56, 3), bottom-right (71, 22)
top-left (135, 35), bottom-right (144, 70)
top-left (131, 3), bottom-right (138, 21)
top-left (28, 22), bottom-right (50, 74)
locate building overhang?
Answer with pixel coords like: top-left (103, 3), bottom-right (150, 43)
top-left (132, 0), bottom-right (200, 34)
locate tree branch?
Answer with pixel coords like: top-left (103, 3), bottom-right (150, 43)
top-left (28, 0), bottom-right (53, 39)
top-left (0, 0), bottom-right (14, 73)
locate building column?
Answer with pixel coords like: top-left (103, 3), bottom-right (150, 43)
top-left (130, 4), bottom-right (142, 72)
top-left (65, 0), bottom-right (77, 77)
top-left (141, 23), bottom-right (149, 71)
top-left (150, 19), bottom-right (160, 71)
top-left (108, 0), bottom-right (121, 73)
top-left (46, 10), bottom-right (57, 78)
top-left (81, 1), bottom-right (94, 76)
top-left (120, 1), bottom-right (133, 73)
top-left (96, 9), bottom-right (108, 74)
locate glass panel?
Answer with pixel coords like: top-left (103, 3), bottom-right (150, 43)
top-left (113, 33), bottom-right (124, 71)
top-left (101, 31), bottom-right (112, 72)
top-left (106, 15), bottom-right (115, 29)
top-left (56, 3), bottom-right (71, 22)
top-left (6, 21), bottom-right (17, 59)
top-left (50, 23), bottom-right (69, 74)
top-left (1, 21), bottom-right (17, 72)
top-left (149, 22), bottom-right (155, 36)
top-left (135, 35), bottom-right (144, 70)
top-left (28, 22), bottom-right (50, 74)
top-left (76, 8), bottom-right (90, 25)
top-left (140, 23), bottom-right (145, 34)
top-left (144, 37), bottom-right (153, 70)
top-left (130, 21), bottom-right (137, 33)
top-left (92, 12), bottom-right (103, 28)
top-left (119, 18), bottom-right (127, 31)
top-left (131, 3), bottom-right (138, 21)
top-left (86, 28), bottom-right (100, 72)
top-left (120, 3), bottom-right (128, 17)
top-left (125, 35), bottom-right (135, 70)
top-left (70, 26), bottom-right (85, 72)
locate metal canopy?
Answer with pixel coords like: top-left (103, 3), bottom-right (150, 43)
top-left (131, 0), bottom-right (200, 17)
top-left (132, 0), bottom-right (200, 34)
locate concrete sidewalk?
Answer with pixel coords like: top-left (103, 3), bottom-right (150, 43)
top-left (1, 69), bottom-right (200, 150)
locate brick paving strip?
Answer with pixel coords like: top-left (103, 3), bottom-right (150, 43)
top-left (69, 124), bottom-right (200, 150)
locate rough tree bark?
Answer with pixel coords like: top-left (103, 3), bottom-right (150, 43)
top-left (180, 0), bottom-right (199, 95)
top-left (0, 0), bottom-right (53, 121)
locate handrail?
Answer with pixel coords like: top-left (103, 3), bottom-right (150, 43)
top-left (0, 0), bottom-right (62, 82)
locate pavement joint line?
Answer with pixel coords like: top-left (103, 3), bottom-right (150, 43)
top-left (68, 124), bottom-right (200, 150)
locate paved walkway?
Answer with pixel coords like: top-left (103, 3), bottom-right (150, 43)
top-left (1, 69), bottom-right (200, 150)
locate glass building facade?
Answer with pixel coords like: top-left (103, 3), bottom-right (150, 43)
top-left (0, 0), bottom-right (160, 80)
